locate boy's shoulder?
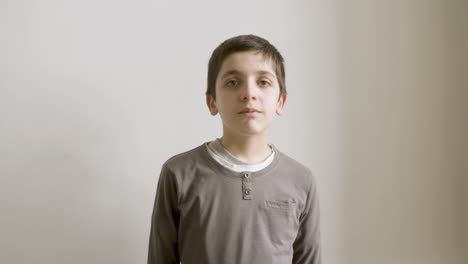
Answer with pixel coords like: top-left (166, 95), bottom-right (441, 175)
top-left (276, 148), bottom-right (313, 173)
top-left (274, 148), bottom-right (318, 186)
top-left (162, 141), bottom-right (207, 170)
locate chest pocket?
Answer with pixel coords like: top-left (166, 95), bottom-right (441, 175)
top-left (256, 198), bottom-right (300, 254)
top-left (265, 199), bottom-right (296, 211)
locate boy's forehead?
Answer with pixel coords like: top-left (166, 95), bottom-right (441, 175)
top-left (218, 51), bottom-right (276, 78)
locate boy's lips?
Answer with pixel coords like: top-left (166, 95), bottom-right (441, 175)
top-left (240, 111), bottom-right (260, 117)
top-left (238, 107), bottom-right (261, 114)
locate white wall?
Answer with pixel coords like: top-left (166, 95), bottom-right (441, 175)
top-left (0, 1), bottom-right (465, 264)
top-left (0, 1), bottom-right (340, 263)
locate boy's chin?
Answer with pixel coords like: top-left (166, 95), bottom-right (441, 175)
top-left (222, 120), bottom-right (270, 135)
top-left (238, 126), bottom-right (270, 136)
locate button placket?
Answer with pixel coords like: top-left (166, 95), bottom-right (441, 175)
top-left (241, 172), bottom-right (252, 200)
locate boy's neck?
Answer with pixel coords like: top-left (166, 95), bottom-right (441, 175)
top-left (218, 134), bottom-right (273, 165)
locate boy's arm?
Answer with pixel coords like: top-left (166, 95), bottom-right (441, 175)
top-left (148, 164), bottom-right (181, 264)
top-left (292, 171), bottom-right (322, 264)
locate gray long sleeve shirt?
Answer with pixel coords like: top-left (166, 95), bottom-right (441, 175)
top-left (148, 141), bottom-right (322, 264)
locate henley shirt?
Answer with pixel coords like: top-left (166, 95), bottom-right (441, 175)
top-left (148, 141), bottom-right (322, 264)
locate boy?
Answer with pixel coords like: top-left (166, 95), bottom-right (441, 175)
top-left (148, 34), bottom-right (322, 264)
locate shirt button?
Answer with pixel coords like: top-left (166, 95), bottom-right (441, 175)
top-left (244, 190), bottom-right (250, 195)
top-left (244, 173), bottom-right (250, 178)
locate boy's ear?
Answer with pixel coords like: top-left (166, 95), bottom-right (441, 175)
top-left (276, 93), bottom-right (287, 116)
top-left (206, 95), bottom-right (218, 116)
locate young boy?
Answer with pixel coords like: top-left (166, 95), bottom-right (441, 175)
top-left (148, 34), bottom-right (322, 264)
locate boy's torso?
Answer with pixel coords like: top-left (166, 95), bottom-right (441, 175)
top-left (163, 141), bottom-right (314, 264)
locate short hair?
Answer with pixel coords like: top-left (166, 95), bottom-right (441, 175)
top-left (206, 34), bottom-right (287, 101)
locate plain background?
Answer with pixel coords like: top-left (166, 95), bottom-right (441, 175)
top-left (1, 0), bottom-right (466, 263)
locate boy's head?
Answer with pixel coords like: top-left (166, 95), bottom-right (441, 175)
top-left (205, 34), bottom-right (288, 137)
top-left (206, 34), bottom-right (287, 102)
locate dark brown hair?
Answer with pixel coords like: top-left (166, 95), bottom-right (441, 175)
top-left (206, 34), bottom-right (287, 101)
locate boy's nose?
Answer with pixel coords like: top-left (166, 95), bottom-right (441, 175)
top-left (240, 81), bottom-right (258, 100)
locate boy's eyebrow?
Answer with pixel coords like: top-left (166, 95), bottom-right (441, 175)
top-left (220, 70), bottom-right (276, 79)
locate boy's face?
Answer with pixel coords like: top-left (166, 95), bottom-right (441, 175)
top-left (206, 51), bottom-right (287, 137)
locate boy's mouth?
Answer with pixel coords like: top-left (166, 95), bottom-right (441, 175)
top-left (239, 107), bottom-right (261, 114)
top-left (240, 111), bottom-right (260, 117)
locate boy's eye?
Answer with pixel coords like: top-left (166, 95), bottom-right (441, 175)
top-left (226, 80), bottom-right (238, 87)
top-left (260, 80), bottom-right (271, 86)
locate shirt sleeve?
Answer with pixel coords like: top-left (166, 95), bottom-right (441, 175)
top-left (148, 164), bottom-right (181, 264)
top-left (292, 170), bottom-right (322, 264)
